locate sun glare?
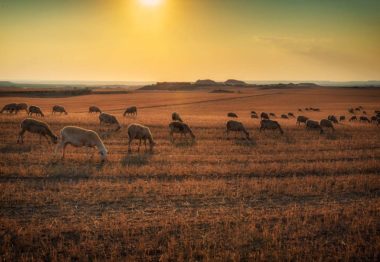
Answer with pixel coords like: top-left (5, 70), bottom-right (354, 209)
top-left (139, 0), bottom-right (162, 7)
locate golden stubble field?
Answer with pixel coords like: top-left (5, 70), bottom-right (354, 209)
top-left (0, 87), bottom-right (379, 261)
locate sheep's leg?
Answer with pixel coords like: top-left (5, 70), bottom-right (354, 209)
top-left (138, 139), bottom-right (141, 152)
top-left (144, 139), bottom-right (147, 150)
top-left (62, 143), bottom-right (68, 159)
top-left (17, 129), bottom-right (26, 144)
top-left (55, 142), bottom-right (63, 155)
top-left (128, 139), bottom-right (132, 153)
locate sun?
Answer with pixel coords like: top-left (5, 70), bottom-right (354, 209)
top-left (139, 0), bottom-right (163, 7)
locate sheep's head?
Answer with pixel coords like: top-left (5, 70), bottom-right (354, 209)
top-left (51, 135), bottom-right (58, 144)
top-left (99, 149), bottom-right (107, 160)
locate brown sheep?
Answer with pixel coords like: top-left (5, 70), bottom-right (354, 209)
top-left (363, 111), bottom-right (367, 115)
top-left (172, 112), bottom-right (183, 122)
top-left (251, 110), bottom-right (257, 115)
top-left (269, 112), bottom-right (276, 118)
top-left (55, 126), bottom-right (107, 161)
top-left (123, 106), bottom-right (137, 116)
top-left (52, 105), bottom-right (68, 115)
top-left (127, 123), bottom-right (155, 153)
top-left (349, 116), bottom-right (357, 122)
top-left (17, 118), bottom-right (58, 144)
top-left (370, 116), bottom-right (378, 123)
top-left (306, 120), bottom-right (323, 134)
top-left (169, 121), bottom-right (195, 140)
top-left (298, 108), bottom-right (303, 112)
top-left (320, 119), bottom-right (335, 131)
top-left (288, 112), bottom-right (295, 118)
top-left (339, 116), bottom-right (345, 121)
top-left (16, 103), bottom-right (28, 114)
top-left (296, 115), bottom-right (309, 125)
top-left (1, 103), bottom-right (18, 114)
top-left (89, 106), bottom-right (102, 114)
top-left (99, 112), bottom-right (121, 131)
top-left (281, 114), bottom-right (289, 119)
top-left (226, 120), bottom-right (249, 140)
top-left (260, 112), bottom-right (269, 120)
top-left (260, 119), bottom-right (284, 134)
top-left (227, 112), bottom-right (238, 118)
top-left (28, 105), bottom-right (44, 117)
top-left (327, 115), bottom-right (338, 124)
top-left (359, 116), bottom-right (370, 123)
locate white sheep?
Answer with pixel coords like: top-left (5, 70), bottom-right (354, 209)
top-left (55, 126), bottom-right (108, 161)
top-left (127, 123), bottom-right (155, 153)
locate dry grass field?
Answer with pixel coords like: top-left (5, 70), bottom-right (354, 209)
top-left (0, 88), bottom-right (379, 261)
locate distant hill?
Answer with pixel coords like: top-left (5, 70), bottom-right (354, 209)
top-left (194, 79), bottom-right (224, 86)
top-left (225, 79), bottom-right (247, 86)
top-left (0, 81), bottom-right (18, 87)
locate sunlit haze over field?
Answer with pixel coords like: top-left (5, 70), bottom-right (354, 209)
top-left (1, 0), bottom-right (379, 82)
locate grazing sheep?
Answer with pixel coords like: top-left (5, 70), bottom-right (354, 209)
top-left (260, 119), bottom-right (284, 134)
top-left (355, 107), bottom-right (361, 112)
top-left (251, 111), bottom-right (257, 115)
top-left (127, 123), bottom-right (155, 153)
top-left (305, 108), bottom-right (310, 111)
top-left (99, 112), bottom-right (121, 131)
top-left (260, 112), bottom-right (269, 120)
top-left (349, 116), bottom-right (357, 122)
top-left (281, 114), bottom-right (289, 119)
top-left (298, 108), bottom-right (303, 112)
top-left (28, 105), bottom-right (44, 117)
top-left (358, 106), bottom-right (363, 110)
top-left (55, 126), bottom-right (107, 161)
top-left (17, 118), bottom-right (58, 144)
top-left (306, 120), bottom-right (323, 134)
top-left (52, 105), bottom-right (68, 115)
top-left (320, 119), bottom-right (335, 132)
top-left (359, 116), bottom-right (370, 123)
top-left (16, 103), bottom-right (28, 114)
top-left (0, 103), bottom-right (18, 114)
top-left (169, 121), bottom-right (195, 140)
top-left (363, 111), bottom-right (367, 115)
top-left (227, 112), bottom-right (238, 118)
top-left (339, 116), bottom-right (346, 121)
top-left (288, 112), bottom-right (295, 118)
top-left (251, 114), bottom-right (259, 119)
top-left (123, 106), bottom-right (137, 116)
top-left (296, 115), bottom-right (309, 125)
top-left (327, 115), bottom-right (338, 124)
top-left (172, 112), bottom-right (183, 122)
top-left (370, 116), bottom-right (378, 123)
top-left (374, 110), bottom-right (380, 114)
top-left (311, 108), bottom-right (320, 112)
top-left (348, 108), bottom-right (355, 114)
top-left (89, 106), bottom-right (102, 114)
top-left (269, 112), bottom-right (276, 117)
top-left (226, 120), bottom-right (250, 140)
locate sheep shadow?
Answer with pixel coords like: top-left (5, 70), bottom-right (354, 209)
top-left (233, 138), bottom-right (256, 147)
top-left (171, 139), bottom-right (196, 148)
top-left (324, 130), bottom-right (352, 140)
top-left (121, 153), bottom-right (152, 167)
top-left (282, 133), bottom-right (297, 144)
top-left (0, 144), bottom-right (32, 153)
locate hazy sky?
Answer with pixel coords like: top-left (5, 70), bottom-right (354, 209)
top-left (1, 0), bottom-right (379, 82)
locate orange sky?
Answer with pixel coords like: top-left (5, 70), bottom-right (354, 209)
top-left (0, 0), bottom-right (379, 82)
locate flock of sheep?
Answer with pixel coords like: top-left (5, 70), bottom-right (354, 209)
top-left (1, 102), bottom-right (379, 162)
